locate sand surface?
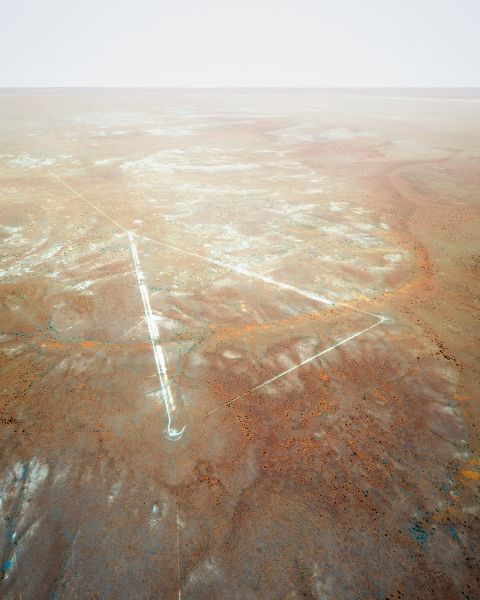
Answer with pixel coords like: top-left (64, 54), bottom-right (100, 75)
top-left (1, 89), bottom-right (479, 599)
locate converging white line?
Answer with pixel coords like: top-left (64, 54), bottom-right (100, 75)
top-left (128, 231), bottom-right (185, 440)
top-left (206, 315), bottom-right (385, 417)
top-left (48, 173), bottom-right (389, 428)
top-left (47, 172), bottom-right (382, 322)
top-left (49, 172), bottom-right (129, 234)
top-left (136, 233), bottom-right (382, 320)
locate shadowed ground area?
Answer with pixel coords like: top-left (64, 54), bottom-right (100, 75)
top-left (0, 89), bottom-right (479, 599)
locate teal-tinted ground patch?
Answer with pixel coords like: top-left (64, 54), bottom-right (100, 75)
top-left (408, 522), bottom-right (429, 546)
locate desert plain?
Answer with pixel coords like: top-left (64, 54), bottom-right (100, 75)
top-left (0, 89), bottom-right (479, 599)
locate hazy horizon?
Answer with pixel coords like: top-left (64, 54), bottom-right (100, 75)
top-left (2, 0), bottom-right (479, 88)
top-left (1, 86), bottom-right (480, 90)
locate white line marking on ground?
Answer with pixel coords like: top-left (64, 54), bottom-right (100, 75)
top-left (206, 316), bottom-right (385, 417)
top-left (47, 174), bottom-right (389, 424)
top-left (176, 504), bottom-right (182, 600)
top-left (49, 171), bottom-right (129, 234)
top-left (136, 234), bottom-right (387, 417)
top-left (120, 317), bottom-right (146, 339)
top-left (48, 171), bottom-right (383, 321)
top-left (136, 233), bottom-right (382, 320)
top-left (128, 231), bottom-right (185, 441)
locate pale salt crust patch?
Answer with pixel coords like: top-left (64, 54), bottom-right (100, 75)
top-left (94, 158), bottom-right (124, 166)
top-left (223, 350), bottom-right (242, 360)
top-left (269, 125), bottom-right (377, 143)
top-left (146, 123), bottom-right (220, 136)
top-left (384, 253), bottom-right (404, 263)
top-left (7, 154), bottom-right (57, 169)
top-left (5, 153), bottom-right (81, 170)
top-left (175, 184), bottom-right (267, 196)
top-left (120, 154), bottom-right (259, 175)
top-left (0, 458), bottom-right (49, 571)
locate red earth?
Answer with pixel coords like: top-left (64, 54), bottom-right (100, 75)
top-left (0, 89), bottom-right (479, 599)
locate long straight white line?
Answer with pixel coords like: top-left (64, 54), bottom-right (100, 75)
top-left (205, 316), bottom-right (385, 417)
top-left (131, 227), bottom-right (387, 419)
top-left (47, 172), bottom-right (381, 321)
top-left (136, 233), bottom-right (382, 320)
top-left (48, 173), bottom-right (388, 423)
top-left (176, 504), bottom-right (182, 600)
top-left (49, 172), bottom-right (129, 234)
top-left (128, 231), bottom-right (185, 440)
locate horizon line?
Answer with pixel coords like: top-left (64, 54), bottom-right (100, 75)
top-left (1, 85), bottom-right (480, 89)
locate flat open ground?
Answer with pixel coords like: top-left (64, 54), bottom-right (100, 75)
top-left (1, 89), bottom-right (479, 599)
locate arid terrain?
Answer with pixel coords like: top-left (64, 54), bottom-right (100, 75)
top-left (0, 89), bottom-right (479, 599)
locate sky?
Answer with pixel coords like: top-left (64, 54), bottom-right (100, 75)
top-left (1, 0), bottom-right (479, 87)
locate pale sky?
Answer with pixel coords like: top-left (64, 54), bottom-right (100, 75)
top-left (1, 0), bottom-right (479, 87)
